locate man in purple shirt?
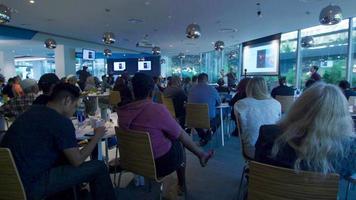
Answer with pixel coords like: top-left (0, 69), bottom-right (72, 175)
top-left (310, 65), bottom-right (321, 81)
top-left (117, 73), bottom-right (213, 195)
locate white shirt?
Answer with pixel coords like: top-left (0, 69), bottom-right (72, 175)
top-left (234, 97), bottom-right (281, 158)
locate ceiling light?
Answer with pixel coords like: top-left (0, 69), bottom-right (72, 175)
top-left (128, 18), bottom-right (144, 24)
top-left (219, 28), bottom-right (237, 33)
top-left (29, 0), bottom-right (35, 4)
top-left (15, 57), bottom-right (47, 62)
top-left (0, 4), bottom-right (11, 24)
top-left (319, 4), bottom-right (343, 25)
top-left (186, 23), bottom-right (201, 39)
top-left (102, 32), bottom-right (116, 45)
top-left (214, 41), bottom-right (225, 51)
top-left (152, 46), bottom-right (161, 55)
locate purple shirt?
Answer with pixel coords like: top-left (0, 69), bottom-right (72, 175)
top-left (117, 99), bottom-right (181, 158)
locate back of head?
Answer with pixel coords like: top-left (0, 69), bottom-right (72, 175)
top-left (217, 78), bottom-right (225, 86)
top-left (184, 76), bottom-right (191, 84)
top-left (38, 73), bottom-right (60, 95)
top-left (192, 75), bottom-right (198, 83)
top-left (171, 76), bottom-right (181, 87)
top-left (312, 65), bottom-right (319, 71)
top-left (67, 74), bottom-right (78, 85)
top-left (132, 73), bottom-right (154, 100)
top-left (273, 82), bottom-right (354, 174)
top-left (338, 80), bottom-right (350, 90)
top-left (237, 78), bottom-right (251, 94)
top-left (198, 73), bottom-right (208, 83)
top-left (246, 77), bottom-right (269, 100)
top-left (305, 79), bottom-right (316, 89)
top-left (278, 76), bottom-right (286, 86)
top-left (20, 79), bottom-right (38, 94)
top-left (49, 83), bottom-right (80, 103)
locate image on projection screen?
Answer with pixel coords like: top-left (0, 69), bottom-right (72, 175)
top-left (138, 61), bottom-right (152, 71)
top-left (242, 39), bottom-right (279, 76)
top-left (114, 62), bottom-right (126, 71)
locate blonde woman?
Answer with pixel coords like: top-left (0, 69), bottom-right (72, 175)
top-left (255, 82), bottom-right (356, 178)
top-left (234, 77), bottom-right (281, 159)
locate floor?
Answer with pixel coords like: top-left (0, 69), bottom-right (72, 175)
top-left (113, 130), bottom-right (356, 200)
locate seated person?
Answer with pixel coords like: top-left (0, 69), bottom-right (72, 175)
top-left (67, 74), bottom-right (82, 92)
top-left (117, 73), bottom-right (213, 195)
top-left (163, 76), bottom-right (187, 127)
top-left (33, 73), bottom-right (60, 105)
top-left (12, 76), bottom-right (24, 97)
top-left (229, 78), bottom-right (251, 136)
top-left (271, 76), bottom-right (294, 98)
top-left (1, 78), bottom-right (39, 118)
top-left (188, 73), bottom-right (221, 146)
top-left (339, 80), bottom-right (356, 100)
top-left (113, 77), bottom-right (133, 106)
top-left (2, 77), bottom-right (15, 99)
top-left (0, 83), bottom-right (115, 200)
top-left (255, 82), bottom-right (355, 178)
top-left (234, 77), bottom-right (281, 159)
top-left (216, 78), bottom-right (230, 93)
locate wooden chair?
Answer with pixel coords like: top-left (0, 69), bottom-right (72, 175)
top-left (0, 148), bottom-right (27, 200)
top-left (275, 95), bottom-right (295, 114)
top-left (162, 97), bottom-right (176, 118)
top-left (109, 91), bottom-right (121, 106)
top-left (115, 127), bottom-right (168, 199)
top-left (248, 161), bottom-right (339, 200)
top-left (185, 103), bottom-right (210, 130)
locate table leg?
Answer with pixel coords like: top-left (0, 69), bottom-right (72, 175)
top-left (220, 107), bottom-right (224, 146)
top-left (97, 140), bottom-right (103, 161)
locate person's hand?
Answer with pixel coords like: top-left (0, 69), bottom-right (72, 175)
top-left (199, 150), bottom-right (214, 167)
top-left (94, 126), bottom-right (106, 138)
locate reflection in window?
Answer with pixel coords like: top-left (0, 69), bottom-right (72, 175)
top-left (15, 58), bottom-right (55, 80)
top-left (280, 31), bottom-right (298, 86)
top-left (300, 19), bottom-right (349, 87)
top-left (76, 58), bottom-right (106, 80)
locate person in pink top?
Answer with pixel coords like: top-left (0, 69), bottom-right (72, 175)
top-left (117, 73), bottom-right (213, 195)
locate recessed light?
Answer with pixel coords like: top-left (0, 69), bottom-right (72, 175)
top-left (168, 15), bottom-right (172, 19)
top-left (145, 1), bottom-right (151, 6)
top-left (169, 44), bottom-right (173, 48)
top-left (219, 28), bottom-right (237, 33)
top-left (128, 18), bottom-right (144, 24)
top-left (29, 0), bottom-right (35, 4)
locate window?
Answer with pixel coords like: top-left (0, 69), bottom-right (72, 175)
top-left (280, 31), bottom-right (298, 86)
top-left (15, 59), bottom-right (55, 80)
top-left (351, 18), bottom-right (356, 87)
top-left (300, 19), bottom-right (349, 88)
top-left (76, 58), bottom-right (106, 80)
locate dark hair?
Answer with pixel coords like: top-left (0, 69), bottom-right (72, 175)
top-left (132, 73), bottom-right (154, 100)
top-left (305, 79), bottom-right (316, 89)
top-left (279, 76), bottom-right (286, 86)
top-left (217, 78), bottom-right (225, 86)
top-left (153, 76), bottom-right (159, 83)
top-left (339, 80), bottom-right (350, 90)
top-left (192, 75), bottom-right (198, 82)
top-left (312, 65), bottom-right (319, 71)
top-left (38, 73), bottom-right (60, 94)
top-left (49, 83), bottom-right (80, 102)
top-left (198, 73), bottom-right (208, 82)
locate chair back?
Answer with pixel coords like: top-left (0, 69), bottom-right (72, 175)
top-left (275, 95), bottom-right (294, 113)
top-left (185, 103), bottom-right (210, 129)
top-left (248, 161), bottom-right (339, 200)
top-left (0, 148), bottom-right (27, 200)
top-left (109, 91), bottom-right (121, 106)
top-left (115, 127), bottom-right (159, 181)
top-left (162, 97), bottom-right (176, 118)
top-left (348, 96), bottom-right (356, 106)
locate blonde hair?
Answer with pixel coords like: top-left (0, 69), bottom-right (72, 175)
top-left (272, 82), bottom-right (355, 174)
top-left (246, 77), bottom-right (270, 100)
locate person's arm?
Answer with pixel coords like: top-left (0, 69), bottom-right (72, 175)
top-left (63, 126), bottom-right (106, 167)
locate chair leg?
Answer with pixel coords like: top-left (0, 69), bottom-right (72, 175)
top-left (237, 165), bottom-right (247, 200)
top-left (113, 146), bottom-right (119, 187)
top-left (345, 181), bottom-right (352, 200)
top-left (118, 172), bottom-right (123, 188)
top-left (159, 182), bottom-right (163, 200)
top-left (72, 186), bottom-right (78, 200)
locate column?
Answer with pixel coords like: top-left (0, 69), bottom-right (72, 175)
top-left (55, 45), bottom-right (76, 78)
top-left (0, 51), bottom-right (16, 79)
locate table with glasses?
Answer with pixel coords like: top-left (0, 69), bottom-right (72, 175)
top-left (73, 113), bottom-right (117, 163)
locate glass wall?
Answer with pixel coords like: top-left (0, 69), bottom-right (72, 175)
top-left (75, 58), bottom-right (107, 80)
top-left (280, 31), bottom-right (298, 86)
top-left (300, 19), bottom-right (349, 88)
top-left (15, 59), bottom-right (55, 80)
top-left (351, 18), bottom-right (356, 86)
top-left (200, 44), bottom-right (240, 83)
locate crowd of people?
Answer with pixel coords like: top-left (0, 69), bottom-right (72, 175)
top-left (0, 64), bottom-right (355, 199)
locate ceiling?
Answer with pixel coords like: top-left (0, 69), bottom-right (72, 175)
top-left (1, 0), bottom-right (356, 56)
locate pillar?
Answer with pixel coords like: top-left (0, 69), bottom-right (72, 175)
top-left (55, 45), bottom-right (76, 78)
top-left (0, 51), bottom-right (16, 79)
